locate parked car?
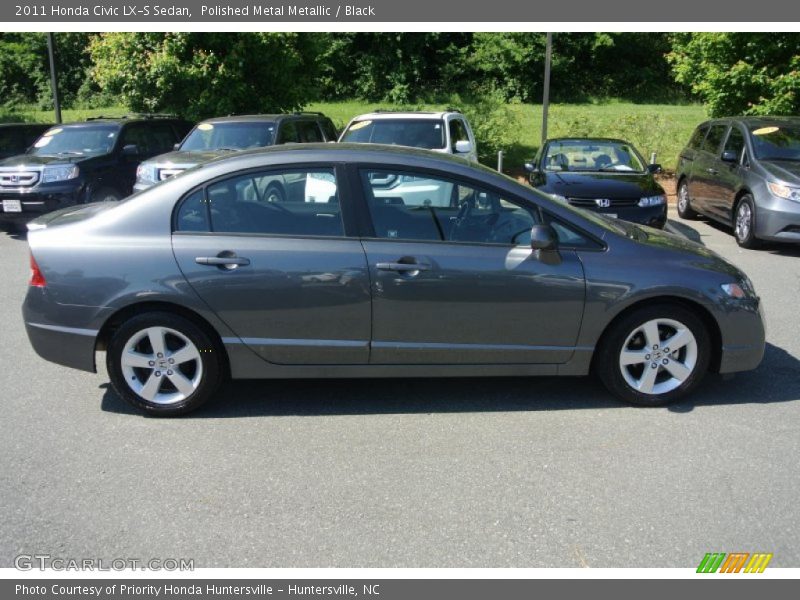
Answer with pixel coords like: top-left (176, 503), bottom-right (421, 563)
top-left (134, 113), bottom-right (338, 192)
top-left (0, 123), bottom-right (52, 160)
top-left (339, 110), bottom-right (478, 162)
top-left (676, 117), bottom-right (800, 248)
top-left (0, 115), bottom-right (192, 231)
top-left (525, 138), bottom-right (667, 229)
top-left (23, 144), bottom-right (764, 416)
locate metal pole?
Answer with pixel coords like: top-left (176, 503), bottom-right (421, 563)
top-left (541, 32), bottom-right (552, 147)
top-left (497, 150), bottom-right (504, 173)
top-left (46, 33), bottom-right (62, 124)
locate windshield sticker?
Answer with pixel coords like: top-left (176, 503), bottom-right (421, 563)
top-left (197, 123), bottom-right (214, 131)
top-left (43, 128), bottom-right (62, 137)
top-left (349, 120), bottom-right (371, 131)
top-left (752, 126), bottom-right (780, 136)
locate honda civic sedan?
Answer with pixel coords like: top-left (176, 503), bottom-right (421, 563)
top-left (22, 144), bottom-right (765, 416)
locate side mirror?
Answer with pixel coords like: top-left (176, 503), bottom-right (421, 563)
top-left (530, 224), bottom-right (558, 251)
top-left (646, 163), bottom-right (663, 174)
top-left (173, 142), bottom-right (181, 151)
top-left (524, 160), bottom-right (539, 173)
top-left (454, 140), bottom-right (472, 154)
top-left (720, 150), bottom-right (738, 163)
top-left (122, 144), bottom-right (140, 157)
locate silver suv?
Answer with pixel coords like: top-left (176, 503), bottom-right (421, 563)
top-left (339, 110), bottom-right (478, 162)
top-left (676, 117), bottom-right (800, 248)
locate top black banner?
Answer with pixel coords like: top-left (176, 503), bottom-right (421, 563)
top-left (1, 0), bottom-right (799, 22)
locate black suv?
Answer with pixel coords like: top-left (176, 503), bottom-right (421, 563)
top-left (134, 113), bottom-right (338, 191)
top-left (0, 115), bottom-right (192, 230)
top-left (0, 123), bottom-right (53, 160)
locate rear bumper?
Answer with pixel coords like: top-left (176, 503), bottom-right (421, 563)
top-left (24, 320), bottom-right (98, 373)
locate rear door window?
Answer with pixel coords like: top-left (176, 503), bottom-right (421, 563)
top-left (702, 124), bottom-right (728, 154)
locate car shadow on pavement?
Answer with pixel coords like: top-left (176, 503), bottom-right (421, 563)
top-left (100, 343), bottom-right (799, 418)
top-left (694, 218), bottom-right (800, 257)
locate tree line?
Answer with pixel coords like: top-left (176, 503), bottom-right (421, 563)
top-left (1, 32), bottom-right (798, 120)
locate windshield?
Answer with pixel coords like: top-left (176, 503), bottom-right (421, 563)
top-left (29, 125), bottom-right (119, 156)
top-left (749, 124), bottom-right (800, 161)
top-left (180, 121), bottom-right (276, 151)
top-left (341, 118), bottom-right (446, 150)
top-left (543, 140), bottom-right (646, 173)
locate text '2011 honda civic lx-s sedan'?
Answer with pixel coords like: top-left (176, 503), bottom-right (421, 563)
top-left (22, 144), bottom-right (766, 416)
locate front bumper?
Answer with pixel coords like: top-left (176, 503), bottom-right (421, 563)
top-left (0, 185), bottom-right (83, 223)
top-left (754, 195), bottom-right (800, 243)
top-left (716, 298), bottom-right (766, 374)
top-left (573, 203), bottom-right (667, 229)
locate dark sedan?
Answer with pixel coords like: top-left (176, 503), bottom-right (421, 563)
top-left (525, 138), bottom-right (667, 229)
top-left (22, 144), bottom-right (764, 416)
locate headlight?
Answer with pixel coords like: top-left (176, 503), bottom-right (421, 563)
top-left (766, 181), bottom-right (800, 202)
top-left (41, 165), bottom-right (79, 183)
top-left (721, 275), bottom-right (756, 299)
top-left (638, 195), bottom-right (666, 207)
top-left (136, 163), bottom-right (157, 183)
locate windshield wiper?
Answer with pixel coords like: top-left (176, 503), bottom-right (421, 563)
top-left (55, 151), bottom-right (84, 156)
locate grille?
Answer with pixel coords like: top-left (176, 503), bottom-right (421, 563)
top-left (0, 171), bottom-right (39, 187)
top-left (567, 196), bottom-right (640, 208)
top-left (158, 168), bottom-right (185, 181)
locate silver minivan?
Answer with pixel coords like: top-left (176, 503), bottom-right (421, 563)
top-left (675, 117), bottom-right (800, 248)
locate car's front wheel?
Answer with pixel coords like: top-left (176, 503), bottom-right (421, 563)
top-left (734, 195), bottom-right (760, 249)
top-left (107, 312), bottom-right (223, 416)
top-left (596, 304), bottom-right (710, 406)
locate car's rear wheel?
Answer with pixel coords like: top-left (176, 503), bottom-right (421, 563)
top-left (676, 180), bottom-right (698, 219)
top-left (734, 195), bottom-right (760, 249)
top-left (107, 312), bottom-right (223, 416)
top-left (596, 304), bottom-right (710, 406)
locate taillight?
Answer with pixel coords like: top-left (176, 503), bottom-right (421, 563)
top-left (30, 254), bottom-right (46, 288)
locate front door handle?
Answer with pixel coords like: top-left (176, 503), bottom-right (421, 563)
top-left (195, 254), bottom-right (251, 268)
top-left (376, 262), bottom-right (431, 272)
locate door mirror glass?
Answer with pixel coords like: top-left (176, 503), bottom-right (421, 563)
top-left (454, 140), bottom-right (472, 154)
top-left (530, 224), bottom-right (558, 251)
top-left (720, 150), bottom-right (738, 163)
top-left (646, 163), bottom-right (663, 174)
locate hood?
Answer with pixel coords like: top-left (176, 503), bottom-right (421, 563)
top-left (27, 201), bottom-right (114, 230)
top-left (0, 153), bottom-right (86, 168)
top-left (144, 149), bottom-right (237, 168)
top-left (544, 171), bottom-right (662, 198)
top-left (760, 159), bottom-right (800, 184)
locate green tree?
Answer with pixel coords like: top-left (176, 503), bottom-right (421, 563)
top-left (669, 33), bottom-right (800, 116)
top-left (89, 33), bottom-right (322, 120)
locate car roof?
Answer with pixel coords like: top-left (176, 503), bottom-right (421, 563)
top-left (201, 113), bottom-right (329, 124)
top-left (545, 137), bottom-right (634, 145)
top-left (350, 111), bottom-right (454, 121)
top-left (700, 116), bottom-right (800, 128)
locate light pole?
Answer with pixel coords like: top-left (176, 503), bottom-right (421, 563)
top-left (541, 32), bottom-right (552, 147)
top-left (46, 33), bottom-right (62, 124)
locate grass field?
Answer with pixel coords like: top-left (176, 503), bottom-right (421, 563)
top-left (4, 101), bottom-right (707, 171)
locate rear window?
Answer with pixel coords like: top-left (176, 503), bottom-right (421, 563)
top-left (341, 118), bottom-right (446, 150)
top-left (687, 125), bottom-right (708, 150)
top-left (702, 124), bottom-right (728, 154)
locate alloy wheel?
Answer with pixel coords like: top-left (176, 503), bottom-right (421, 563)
top-left (736, 202), bottom-right (752, 242)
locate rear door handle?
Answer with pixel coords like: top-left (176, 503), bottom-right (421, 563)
top-left (376, 262), bottom-right (431, 272)
top-left (195, 255), bottom-right (251, 267)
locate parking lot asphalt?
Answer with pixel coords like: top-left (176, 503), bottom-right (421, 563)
top-left (1, 209), bottom-right (799, 569)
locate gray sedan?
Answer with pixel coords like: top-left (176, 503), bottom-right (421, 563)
top-left (22, 144), bottom-right (765, 416)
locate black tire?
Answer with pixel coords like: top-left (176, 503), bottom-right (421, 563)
top-left (91, 187), bottom-right (122, 203)
top-left (733, 195), bottom-right (760, 249)
top-left (264, 182), bottom-right (285, 203)
top-left (676, 179), bottom-right (698, 219)
top-left (106, 311), bottom-right (224, 416)
top-left (595, 304), bottom-right (711, 407)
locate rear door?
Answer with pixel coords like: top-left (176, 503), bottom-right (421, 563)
top-left (171, 164), bottom-right (372, 365)
top-left (689, 123), bottom-right (728, 213)
top-left (707, 124), bottom-right (747, 221)
top-left (356, 166), bottom-right (586, 365)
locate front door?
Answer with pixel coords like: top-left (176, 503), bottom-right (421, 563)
top-left (358, 168), bottom-right (586, 364)
top-left (171, 165), bottom-right (372, 365)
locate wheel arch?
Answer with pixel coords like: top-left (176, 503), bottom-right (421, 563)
top-left (591, 295), bottom-right (723, 374)
top-left (95, 300), bottom-right (230, 376)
